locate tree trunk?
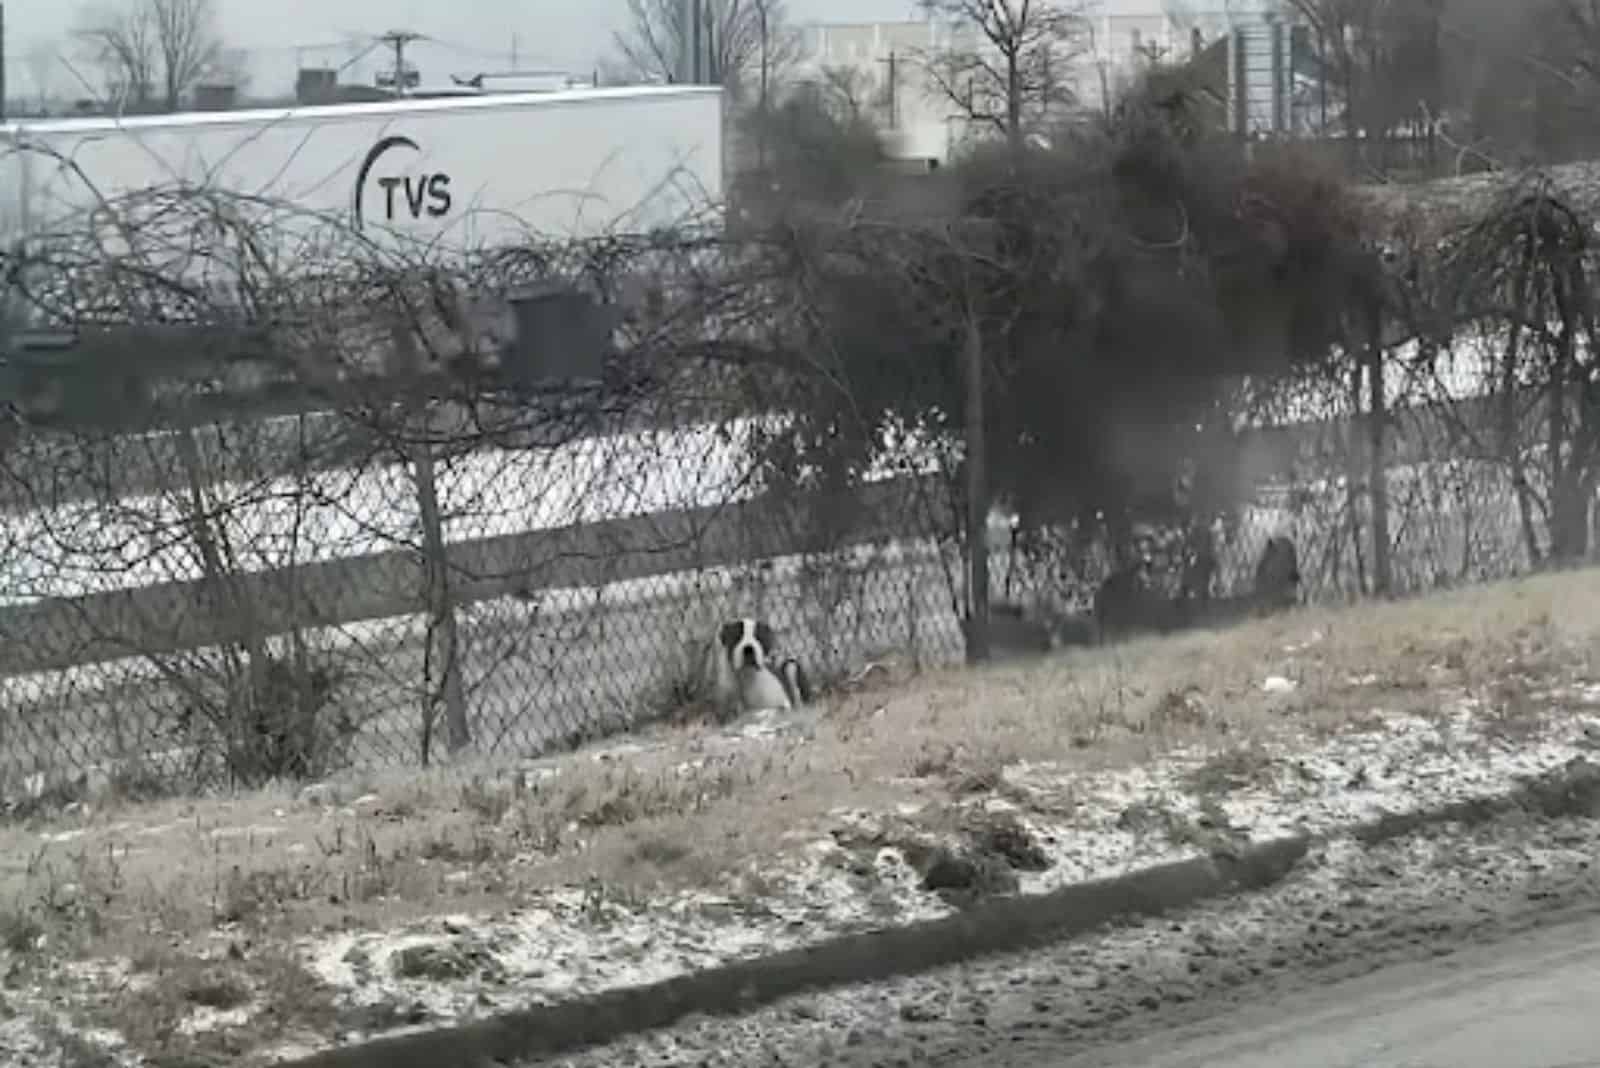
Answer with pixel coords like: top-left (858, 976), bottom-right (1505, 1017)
top-left (757, 1), bottom-right (770, 170)
top-left (1006, 50), bottom-right (1024, 165)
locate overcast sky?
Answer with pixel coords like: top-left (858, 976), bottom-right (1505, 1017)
top-left (8, 0), bottom-right (925, 101)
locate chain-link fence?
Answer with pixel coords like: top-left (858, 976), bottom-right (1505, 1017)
top-left (0, 379), bottom-right (1568, 801)
top-left (0, 399), bottom-right (971, 796)
top-left (2, 172), bottom-right (1593, 804)
top-left (991, 359), bottom-right (1572, 632)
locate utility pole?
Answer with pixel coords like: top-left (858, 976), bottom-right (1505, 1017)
top-left (377, 28), bottom-right (425, 96)
top-left (879, 48), bottom-right (899, 129)
top-left (691, 0), bottom-right (705, 83)
top-left (677, 0), bottom-right (712, 84)
top-left (1, 4), bottom-right (8, 125)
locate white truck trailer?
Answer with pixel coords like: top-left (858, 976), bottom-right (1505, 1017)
top-left (0, 85), bottom-right (725, 255)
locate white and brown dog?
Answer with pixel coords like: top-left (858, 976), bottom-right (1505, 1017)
top-left (703, 618), bottom-right (812, 719)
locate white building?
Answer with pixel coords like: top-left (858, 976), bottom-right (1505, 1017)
top-left (791, 2), bottom-right (1307, 167)
top-left (1087, 0), bottom-right (1316, 137)
top-left (792, 19), bottom-right (973, 167)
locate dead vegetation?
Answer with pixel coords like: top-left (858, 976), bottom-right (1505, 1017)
top-left (4, 568), bottom-right (1593, 927)
top-left (0, 565), bottom-right (1596, 1060)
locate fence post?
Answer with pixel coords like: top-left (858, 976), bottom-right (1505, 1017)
top-left (1365, 296), bottom-right (1393, 596)
top-left (962, 301), bottom-right (991, 664)
top-left (172, 423), bottom-right (274, 779)
top-left (1343, 345), bottom-right (1368, 597)
top-left (389, 322), bottom-right (470, 759)
top-left (412, 437), bottom-right (470, 755)
top-left (906, 542), bottom-right (922, 671)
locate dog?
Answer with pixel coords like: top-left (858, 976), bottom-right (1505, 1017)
top-left (702, 618), bottom-right (811, 719)
top-left (737, 656), bottom-right (813, 714)
top-left (778, 656), bottom-right (813, 707)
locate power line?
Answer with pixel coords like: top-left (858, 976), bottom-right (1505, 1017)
top-left (335, 40), bottom-right (383, 78)
top-left (375, 29), bottom-right (425, 96)
top-left (425, 36), bottom-right (508, 61)
top-left (424, 34), bottom-right (563, 72)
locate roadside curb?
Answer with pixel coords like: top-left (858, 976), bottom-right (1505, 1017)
top-left (275, 757), bottom-right (1600, 1068)
top-left (279, 839), bottom-right (1308, 1068)
top-left (1352, 755), bottom-right (1600, 845)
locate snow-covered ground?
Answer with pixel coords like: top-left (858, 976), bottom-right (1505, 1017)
top-left (286, 685), bottom-right (1600, 1040)
top-left (0, 327), bottom-right (1525, 611)
top-left (0, 421), bottom-right (754, 605)
top-left (0, 410), bottom-right (963, 608)
top-left (5, 672), bottom-right (1598, 1065)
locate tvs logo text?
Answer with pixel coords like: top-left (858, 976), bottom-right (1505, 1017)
top-left (353, 135), bottom-right (453, 229)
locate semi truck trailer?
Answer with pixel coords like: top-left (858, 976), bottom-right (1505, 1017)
top-left (0, 84), bottom-right (725, 254)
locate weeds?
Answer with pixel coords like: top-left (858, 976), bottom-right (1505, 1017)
top-left (1184, 745), bottom-right (1279, 796)
top-left (1, 568), bottom-right (1598, 1064)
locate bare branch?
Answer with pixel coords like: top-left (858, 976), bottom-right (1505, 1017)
top-left (72, 0), bottom-right (222, 113)
top-left (74, 3), bottom-right (158, 110)
top-left (611, 0), bottom-right (795, 103)
top-left (915, 0), bottom-right (1091, 153)
top-left (150, 0), bottom-right (221, 111)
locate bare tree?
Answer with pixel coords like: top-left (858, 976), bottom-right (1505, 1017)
top-left (1291, 0), bottom-right (1600, 169)
top-left (613, 0), bottom-right (784, 101)
top-left (752, 1), bottom-right (800, 109)
top-left (615, 0), bottom-right (800, 176)
top-left (916, 0), bottom-right (1091, 157)
top-left (1299, 0), bottom-right (1441, 123)
top-left (1529, 0), bottom-right (1600, 155)
top-left (149, 0), bottom-right (220, 110)
top-left (750, 0), bottom-right (802, 166)
top-left (813, 64), bottom-right (881, 124)
top-left (25, 43), bottom-right (61, 113)
top-left (75, 4), bottom-right (158, 110)
top-left (74, 0), bottom-right (220, 113)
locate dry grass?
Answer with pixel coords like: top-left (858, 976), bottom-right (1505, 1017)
top-left (3, 567), bottom-right (1599, 1030)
